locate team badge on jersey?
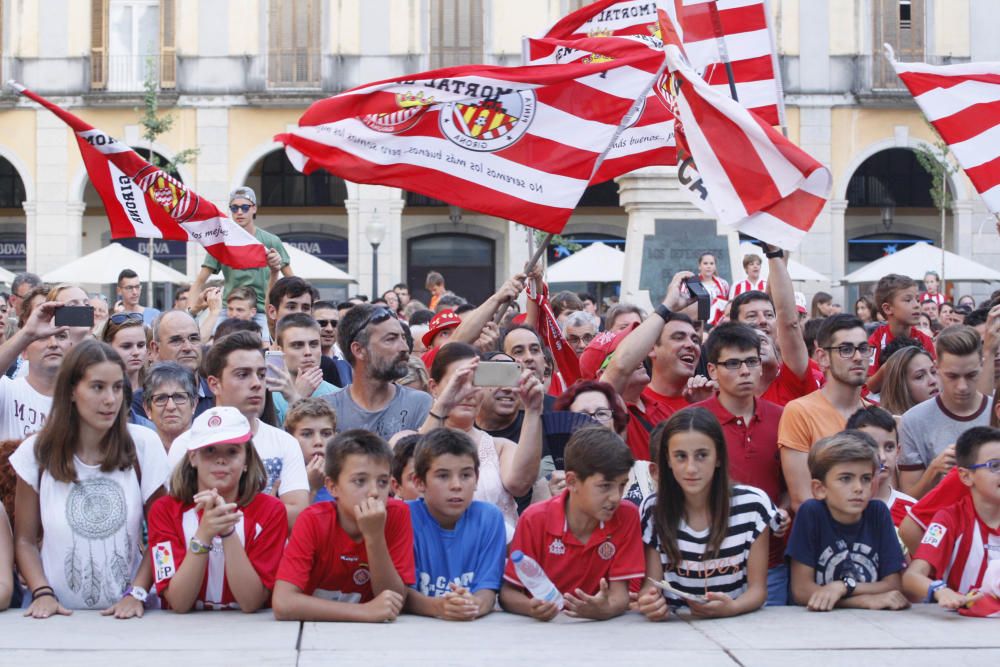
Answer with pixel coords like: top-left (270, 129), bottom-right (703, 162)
top-left (154, 541), bottom-right (175, 582)
top-left (598, 541), bottom-right (616, 560)
top-left (440, 91), bottom-right (536, 152)
top-left (353, 568), bottom-right (371, 586)
top-left (549, 538), bottom-right (566, 555)
top-left (922, 523), bottom-right (947, 547)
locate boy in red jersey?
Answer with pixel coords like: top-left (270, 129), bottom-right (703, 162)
top-left (903, 427), bottom-right (1000, 608)
top-left (866, 274), bottom-right (935, 393)
top-left (272, 429), bottom-right (414, 622)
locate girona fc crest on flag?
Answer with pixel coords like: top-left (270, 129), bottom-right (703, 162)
top-left (135, 166), bottom-right (197, 222)
top-left (440, 92), bottom-right (536, 152)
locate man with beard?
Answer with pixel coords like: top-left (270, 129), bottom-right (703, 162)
top-left (323, 303), bottom-right (432, 439)
top-left (778, 314), bottom-right (873, 512)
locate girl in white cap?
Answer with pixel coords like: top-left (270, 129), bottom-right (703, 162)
top-left (147, 407), bottom-right (287, 612)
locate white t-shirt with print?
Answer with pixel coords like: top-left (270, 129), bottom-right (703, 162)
top-left (0, 375), bottom-right (53, 440)
top-left (9, 424), bottom-right (170, 609)
top-left (167, 419), bottom-right (308, 496)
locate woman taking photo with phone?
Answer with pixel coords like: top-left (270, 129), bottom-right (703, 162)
top-left (419, 343), bottom-right (543, 538)
top-left (10, 339), bottom-right (170, 618)
top-left (147, 407), bottom-right (286, 612)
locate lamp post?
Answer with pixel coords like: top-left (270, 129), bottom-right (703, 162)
top-left (365, 218), bottom-right (387, 298)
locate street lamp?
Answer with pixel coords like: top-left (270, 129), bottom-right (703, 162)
top-left (365, 218), bottom-right (387, 297)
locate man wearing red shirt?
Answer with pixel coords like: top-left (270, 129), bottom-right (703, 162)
top-left (694, 322), bottom-right (790, 605)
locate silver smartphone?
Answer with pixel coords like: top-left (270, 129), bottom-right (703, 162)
top-left (473, 361), bottom-right (521, 387)
top-left (264, 350), bottom-right (285, 381)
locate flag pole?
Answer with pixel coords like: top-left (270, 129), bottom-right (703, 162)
top-left (761, 0), bottom-right (789, 136)
top-left (494, 233), bottom-right (552, 324)
top-left (708, 1), bottom-right (739, 101)
top-left (147, 239), bottom-right (155, 308)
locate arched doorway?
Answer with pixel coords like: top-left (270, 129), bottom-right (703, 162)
top-left (844, 147), bottom-right (945, 299)
top-left (0, 156), bottom-right (28, 273)
top-left (407, 234), bottom-right (496, 306)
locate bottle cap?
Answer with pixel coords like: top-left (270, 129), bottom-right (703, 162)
top-left (511, 550), bottom-right (525, 562)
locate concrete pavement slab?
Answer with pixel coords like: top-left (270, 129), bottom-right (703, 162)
top-left (298, 649), bottom-right (737, 667)
top-left (0, 650), bottom-right (296, 667)
top-left (733, 649), bottom-right (1000, 667)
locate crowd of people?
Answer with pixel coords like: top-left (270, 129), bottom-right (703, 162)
top-left (0, 187), bottom-right (998, 624)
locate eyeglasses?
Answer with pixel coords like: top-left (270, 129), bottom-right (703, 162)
top-left (823, 343), bottom-right (872, 359)
top-left (316, 319), bottom-right (338, 329)
top-left (109, 312), bottom-right (144, 325)
top-left (149, 392), bottom-right (192, 407)
top-left (566, 333), bottom-right (595, 347)
top-left (577, 408), bottom-right (613, 422)
top-left (966, 459), bottom-right (1000, 475)
top-left (230, 204), bottom-right (253, 213)
top-left (348, 306), bottom-right (395, 344)
top-left (716, 356), bottom-right (762, 371)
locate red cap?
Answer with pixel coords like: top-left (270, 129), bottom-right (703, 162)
top-left (578, 322), bottom-right (639, 380)
top-left (421, 309), bottom-right (461, 348)
top-left (796, 305), bottom-right (807, 315)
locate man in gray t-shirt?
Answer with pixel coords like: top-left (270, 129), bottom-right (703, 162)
top-left (323, 303), bottom-right (432, 441)
top-left (898, 326), bottom-right (993, 499)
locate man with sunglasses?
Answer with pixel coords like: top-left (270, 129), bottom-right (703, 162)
top-left (779, 314), bottom-right (874, 513)
top-left (188, 186), bottom-right (291, 341)
top-left (117, 268), bottom-right (160, 326)
top-left (322, 303), bottom-right (432, 439)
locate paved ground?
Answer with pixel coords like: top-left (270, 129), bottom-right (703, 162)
top-left (0, 605), bottom-right (996, 666)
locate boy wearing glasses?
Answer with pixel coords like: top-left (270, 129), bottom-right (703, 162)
top-left (189, 187), bottom-right (291, 341)
top-left (779, 315), bottom-right (874, 513)
top-left (866, 274), bottom-right (936, 394)
top-left (117, 268), bottom-right (160, 326)
top-left (903, 426), bottom-right (1000, 608)
top-left (899, 326), bottom-right (992, 499)
top-left (695, 323), bottom-right (791, 604)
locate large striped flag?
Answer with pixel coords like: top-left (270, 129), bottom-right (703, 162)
top-left (888, 52), bottom-right (1000, 213)
top-left (542, 0), bottom-right (783, 125)
top-left (275, 37), bottom-right (665, 234)
top-left (664, 45), bottom-right (830, 248)
top-left (11, 83), bottom-right (267, 269)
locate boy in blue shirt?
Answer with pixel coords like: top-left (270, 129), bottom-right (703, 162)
top-left (787, 430), bottom-right (909, 611)
top-left (405, 428), bottom-right (507, 620)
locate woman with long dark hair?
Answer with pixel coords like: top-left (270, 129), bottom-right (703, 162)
top-left (10, 340), bottom-right (170, 618)
top-left (634, 408), bottom-right (774, 620)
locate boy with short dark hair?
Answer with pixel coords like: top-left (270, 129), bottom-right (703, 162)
top-left (405, 429), bottom-right (507, 620)
top-left (284, 397), bottom-right (337, 504)
top-left (272, 429), bottom-right (415, 622)
top-left (272, 313), bottom-right (338, 425)
top-left (500, 427), bottom-right (643, 621)
top-left (867, 273), bottom-right (936, 392)
top-left (902, 426), bottom-right (1000, 608)
top-left (786, 431), bottom-right (909, 612)
top-left (391, 434), bottom-right (422, 501)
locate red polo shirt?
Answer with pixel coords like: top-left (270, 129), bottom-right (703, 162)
top-left (641, 386), bottom-right (689, 427)
top-left (868, 324), bottom-right (936, 375)
top-left (695, 395), bottom-right (786, 568)
top-left (503, 491), bottom-right (644, 597)
top-left (625, 402), bottom-right (654, 462)
top-left (760, 362), bottom-right (819, 408)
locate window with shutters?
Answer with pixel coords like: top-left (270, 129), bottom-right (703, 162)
top-left (872, 0), bottom-right (925, 89)
top-left (90, 0), bottom-right (175, 91)
top-left (268, 0), bottom-right (321, 88)
top-left (429, 0), bottom-right (484, 69)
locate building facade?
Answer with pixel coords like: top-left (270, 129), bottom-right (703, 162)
top-left (0, 0), bottom-right (997, 307)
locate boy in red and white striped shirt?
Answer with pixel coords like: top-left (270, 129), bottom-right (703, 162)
top-left (903, 427), bottom-right (1000, 608)
top-left (729, 253), bottom-right (767, 300)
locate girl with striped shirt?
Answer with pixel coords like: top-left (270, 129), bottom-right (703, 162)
top-left (634, 408), bottom-right (775, 619)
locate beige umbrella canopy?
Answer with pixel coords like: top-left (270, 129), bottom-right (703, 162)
top-left (41, 242), bottom-right (189, 284)
top-left (282, 244), bottom-right (357, 284)
top-left (840, 242), bottom-right (1000, 284)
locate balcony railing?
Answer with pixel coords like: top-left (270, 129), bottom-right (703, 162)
top-left (96, 54), bottom-right (174, 92)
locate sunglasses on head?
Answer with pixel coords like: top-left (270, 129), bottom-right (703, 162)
top-left (348, 306), bottom-right (396, 344)
top-left (229, 204), bottom-right (253, 213)
top-left (109, 312), bottom-right (144, 325)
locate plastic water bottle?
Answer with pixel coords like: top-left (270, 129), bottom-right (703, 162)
top-left (510, 550), bottom-right (564, 610)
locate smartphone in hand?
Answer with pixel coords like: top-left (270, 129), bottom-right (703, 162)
top-left (54, 306), bottom-right (95, 328)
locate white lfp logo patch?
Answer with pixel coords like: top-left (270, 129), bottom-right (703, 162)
top-left (154, 541), bottom-right (175, 582)
top-left (922, 523), bottom-right (947, 547)
top-left (440, 91), bottom-right (536, 152)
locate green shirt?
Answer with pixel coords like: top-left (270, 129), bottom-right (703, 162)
top-left (202, 227), bottom-right (289, 311)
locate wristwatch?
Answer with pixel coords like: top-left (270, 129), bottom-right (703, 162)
top-left (764, 248), bottom-right (784, 259)
top-left (841, 573), bottom-right (857, 597)
top-left (655, 304), bottom-right (673, 323)
top-left (926, 579), bottom-right (947, 603)
top-left (189, 536), bottom-right (213, 555)
top-left (123, 585), bottom-right (148, 603)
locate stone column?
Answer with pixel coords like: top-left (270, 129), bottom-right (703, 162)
top-left (346, 185), bottom-right (403, 297)
top-left (30, 109), bottom-right (79, 275)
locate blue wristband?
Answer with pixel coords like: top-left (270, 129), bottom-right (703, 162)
top-left (925, 580), bottom-right (946, 603)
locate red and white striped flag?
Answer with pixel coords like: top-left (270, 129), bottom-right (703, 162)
top-left (275, 37), bottom-right (665, 234)
top-left (675, 0), bottom-right (783, 126)
top-left (664, 45), bottom-right (830, 248)
top-left (11, 83), bottom-right (267, 269)
top-left (889, 53), bottom-right (1000, 213)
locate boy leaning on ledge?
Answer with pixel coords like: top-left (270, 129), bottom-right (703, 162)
top-left (903, 426), bottom-right (1000, 609)
top-left (787, 431), bottom-right (909, 612)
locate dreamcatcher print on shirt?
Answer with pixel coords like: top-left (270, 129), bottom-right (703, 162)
top-left (63, 477), bottom-right (132, 608)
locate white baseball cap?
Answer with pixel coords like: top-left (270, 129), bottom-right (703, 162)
top-left (184, 407), bottom-right (252, 451)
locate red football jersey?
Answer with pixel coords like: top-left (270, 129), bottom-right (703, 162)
top-left (276, 498), bottom-right (415, 603)
top-left (148, 493), bottom-right (287, 610)
top-left (913, 494), bottom-right (1000, 594)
